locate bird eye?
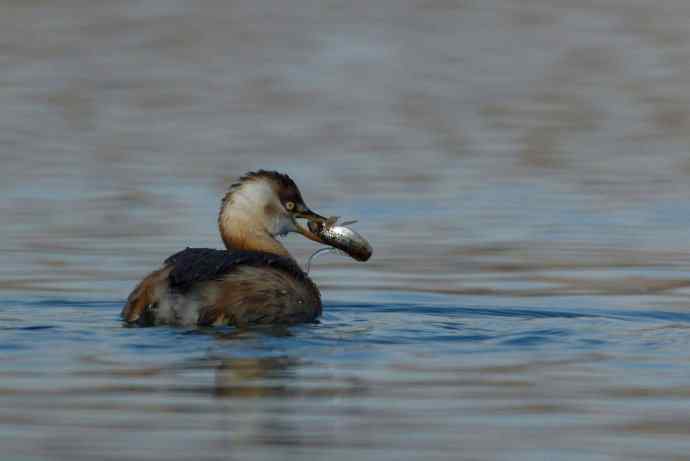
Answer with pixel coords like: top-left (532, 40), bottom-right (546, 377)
top-left (285, 201), bottom-right (295, 211)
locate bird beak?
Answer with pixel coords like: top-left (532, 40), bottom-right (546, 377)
top-left (292, 206), bottom-right (328, 244)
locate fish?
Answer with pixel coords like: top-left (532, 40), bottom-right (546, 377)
top-left (308, 220), bottom-right (372, 262)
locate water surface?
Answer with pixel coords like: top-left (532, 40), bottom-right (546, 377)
top-left (2, 0), bottom-right (690, 459)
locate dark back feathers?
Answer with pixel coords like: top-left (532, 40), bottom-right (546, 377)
top-left (164, 247), bottom-right (308, 292)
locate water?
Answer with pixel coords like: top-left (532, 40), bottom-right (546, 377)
top-left (3, 297), bottom-right (690, 460)
top-left (3, 0), bottom-right (690, 459)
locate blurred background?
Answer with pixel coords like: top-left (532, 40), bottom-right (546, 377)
top-left (2, 1), bottom-right (690, 460)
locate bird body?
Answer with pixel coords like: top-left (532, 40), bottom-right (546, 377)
top-left (122, 247), bottom-right (321, 326)
top-left (122, 170), bottom-right (337, 327)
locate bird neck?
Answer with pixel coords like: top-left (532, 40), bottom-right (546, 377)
top-left (220, 221), bottom-right (290, 257)
top-left (218, 202), bottom-right (290, 258)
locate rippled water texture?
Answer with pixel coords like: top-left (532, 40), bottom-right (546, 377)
top-left (2, 1), bottom-right (690, 460)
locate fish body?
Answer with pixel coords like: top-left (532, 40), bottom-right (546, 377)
top-left (308, 222), bottom-right (372, 261)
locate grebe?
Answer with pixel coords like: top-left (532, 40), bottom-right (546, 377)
top-left (122, 170), bottom-right (363, 327)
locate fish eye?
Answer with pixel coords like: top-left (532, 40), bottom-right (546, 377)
top-left (285, 201), bottom-right (295, 211)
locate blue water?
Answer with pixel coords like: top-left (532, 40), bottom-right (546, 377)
top-left (2, 294), bottom-right (690, 460)
top-left (4, 0), bottom-right (690, 458)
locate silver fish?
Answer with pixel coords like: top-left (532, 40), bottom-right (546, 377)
top-left (308, 221), bottom-right (372, 262)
